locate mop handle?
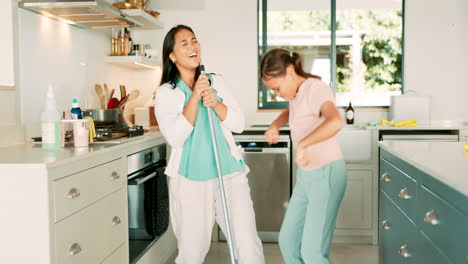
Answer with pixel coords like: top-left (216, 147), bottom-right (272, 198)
top-left (207, 109), bottom-right (236, 264)
top-left (200, 65), bottom-right (236, 264)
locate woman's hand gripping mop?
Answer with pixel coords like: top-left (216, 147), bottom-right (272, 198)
top-left (199, 63), bottom-right (237, 264)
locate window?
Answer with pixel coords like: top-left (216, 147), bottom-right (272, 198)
top-left (258, 0), bottom-right (404, 109)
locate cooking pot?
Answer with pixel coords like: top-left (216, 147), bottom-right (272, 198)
top-left (82, 109), bottom-right (121, 125)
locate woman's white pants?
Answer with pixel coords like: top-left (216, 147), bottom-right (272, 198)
top-left (169, 172), bottom-right (265, 264)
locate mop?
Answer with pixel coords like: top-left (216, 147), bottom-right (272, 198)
top-left (199, 64), bottom-right (237, 264)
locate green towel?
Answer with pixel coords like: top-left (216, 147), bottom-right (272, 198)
top-left (177, 75), bottom-right (245, 181)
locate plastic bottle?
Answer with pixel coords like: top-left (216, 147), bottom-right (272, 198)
top-left (41, 85), bottom-right (61, 150)
top-left (346, 101), bottom-right (355, 125)
top-left (70, 99), bottom-right (82, 119)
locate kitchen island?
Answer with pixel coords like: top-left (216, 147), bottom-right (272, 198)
top-left (0, 131), bottom-right (176, 264)
top-left (378, 140), bottom-right (468, 264)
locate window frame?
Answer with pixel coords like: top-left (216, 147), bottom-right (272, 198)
top-left (257, 0), bottom-right (406, 110)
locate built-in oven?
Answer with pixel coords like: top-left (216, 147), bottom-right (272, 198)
top-left (127, 144), bottom-right (169, 264)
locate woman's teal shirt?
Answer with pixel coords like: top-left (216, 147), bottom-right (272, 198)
top-left (177, 75), bottom-right (245, 181)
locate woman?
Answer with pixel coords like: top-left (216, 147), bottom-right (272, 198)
top-left (260, 48), bottom-right (347, 264)
top-left (154, 25), bottom-right (264, 264)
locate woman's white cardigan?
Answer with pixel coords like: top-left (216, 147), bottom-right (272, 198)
top-left (154, 74), bottom-right (246, 178)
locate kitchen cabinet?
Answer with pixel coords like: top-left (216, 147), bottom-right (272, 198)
top-left (52, 157), bottom-right (128, 264)
top-left (0, 148), bottom-right (128, 264)
top-left (0, 0), bottom-right (15, 88)
top-left (379, 147), bottom-right (468, 264)
top-left (0, 134), bottom-right (177, 264)
top-left (332, 164), bottom-right (374, 243)
top-left (335, 169), bottom-right (372, 230)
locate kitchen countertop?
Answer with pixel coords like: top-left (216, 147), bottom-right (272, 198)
top-left (364, 120), bottom-right (468, 130)
top-left (0, 130), bottom-right (165, 166)
top-left (379, 140), bottom-right (468, 197)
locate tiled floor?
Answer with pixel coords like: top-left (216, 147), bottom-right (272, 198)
top-left (166, 242), bottom-right (378, 264)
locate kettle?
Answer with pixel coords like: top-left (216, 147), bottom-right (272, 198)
top-left (128, 0), bottom-right (151, 9)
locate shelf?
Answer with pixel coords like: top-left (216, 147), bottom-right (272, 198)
top-left (105, 56), bottom-right (160, 70)
top-left (120, 9), bottom-right (164, 29)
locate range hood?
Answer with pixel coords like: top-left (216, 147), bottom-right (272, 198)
top-left (19, 0), bottom-right (143, 29)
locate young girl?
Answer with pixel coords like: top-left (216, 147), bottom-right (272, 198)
top-left (260, 48), bottom-right (347, 264)
top-left (154, 25), bottom-right (264, 264)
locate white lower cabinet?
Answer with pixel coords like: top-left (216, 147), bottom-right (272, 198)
top-left (335, 169), bottom-right (372, 230)
top-left (53, 158), bottom-right (125, 222)
top-left (101, 243), bottom-right (128, 264)
top-left (55, 189), bottom-right (127, 264)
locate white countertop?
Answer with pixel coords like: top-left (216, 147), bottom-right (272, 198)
top-left (379, 141), bottom-right (468, 196)
top-left (0, 130), bottom-right (165, 166)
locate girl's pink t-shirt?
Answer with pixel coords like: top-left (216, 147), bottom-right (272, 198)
top-left (289, 78), bottom-right (343, 171)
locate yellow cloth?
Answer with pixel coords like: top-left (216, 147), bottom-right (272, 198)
top-left (381, 119), bottom-right (418, 127)
top-left (464, 143), bottom-right (468, 151)
top-left (83, 117), bottom-right (96, 143)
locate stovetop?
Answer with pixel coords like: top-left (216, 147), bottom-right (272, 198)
top-left (94, 125), bottom-right (146, 142)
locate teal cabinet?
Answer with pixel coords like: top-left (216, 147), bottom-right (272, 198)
top-left (379, 148), bottom-right (467, 264)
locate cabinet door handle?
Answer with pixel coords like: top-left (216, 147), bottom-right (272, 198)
top-left (69, 243), bottom-right (82, 256)
top-left (381, 173), bottom-right (391, 182)
top-left (424, 210), bottom-right (440, 225)
top-left (381, 220), bottom-right (391, 230)
top-left (399, 188), bottom-right (412, 200)
top-left (67, 188), bottom-right (80, 199)
top-left (112, 216), bottom-right (121, 226)
top-left (399, 244), bottom-right (411, 258)
top-left (111, 171), bottom-right (120, 180)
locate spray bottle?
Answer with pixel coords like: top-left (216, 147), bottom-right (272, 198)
top-left (41, 85), bottom-right (61, 150)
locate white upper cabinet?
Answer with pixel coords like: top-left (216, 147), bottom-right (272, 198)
top-left (0, 0), bottom-right (15, 87)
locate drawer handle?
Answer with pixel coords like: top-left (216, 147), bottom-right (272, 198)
top-left (381, 173), bottom-right (391, 182)
top-left (67, 188), bottom-right (80, 199)
top-left (381, 220), bottom-right (391, 230)
top-left (69, 243), bottom-right (82, 256)
top-left (111, 171), bottom-right (120, 180)
top-left (112, 216), bottom-right (121, 226)
top-left (424, 210), bottom-right (440, 225)
top-left (399, 188), bottom-right (412, 200)
top-left (399, 244), bottom-right (411, 258)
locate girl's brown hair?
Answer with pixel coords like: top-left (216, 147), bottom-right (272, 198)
top-left (260, 48), bottom-right (321, 80)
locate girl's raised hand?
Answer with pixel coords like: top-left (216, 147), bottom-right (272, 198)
top-left (264, 127), bottom-right (280, 145)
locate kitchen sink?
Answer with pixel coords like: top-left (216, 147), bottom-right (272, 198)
top-left (336, 125), bottom-right (371, 162)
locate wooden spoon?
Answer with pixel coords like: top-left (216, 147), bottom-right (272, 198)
top-left (103, 83), bottom-right (109, 108)
top-left (95, 84), bottom-right (104, 109)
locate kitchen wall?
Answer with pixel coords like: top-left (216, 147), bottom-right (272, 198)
top-left (154, 0), bottom-right (468, 126)
top-left (0, 0), bottom-right (24, 147)
top-left (405, 0), bottom-right (468, 121)
top-left (4, 0), bottom-right (468, 143)
top-left (17, 9), bottom-right (163, 139)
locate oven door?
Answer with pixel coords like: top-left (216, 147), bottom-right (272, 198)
top-left (128, 160), bottom-right (168, 263)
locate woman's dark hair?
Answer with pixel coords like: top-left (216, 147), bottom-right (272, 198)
top-left (260, 48), bottom-right (320, 80)
top-left (160, 24), bottom-right (201, 88)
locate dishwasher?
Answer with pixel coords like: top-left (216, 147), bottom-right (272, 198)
top-left (219, 133), bottom-right (291, 242)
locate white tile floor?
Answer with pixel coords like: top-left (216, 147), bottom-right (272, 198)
top-left (167, 242), bottom-right (378, 264)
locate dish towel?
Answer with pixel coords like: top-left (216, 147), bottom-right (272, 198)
top-left (381, 119), bottom-right (418, 127)
top-left (83, 116), bottom-right (96, 142)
